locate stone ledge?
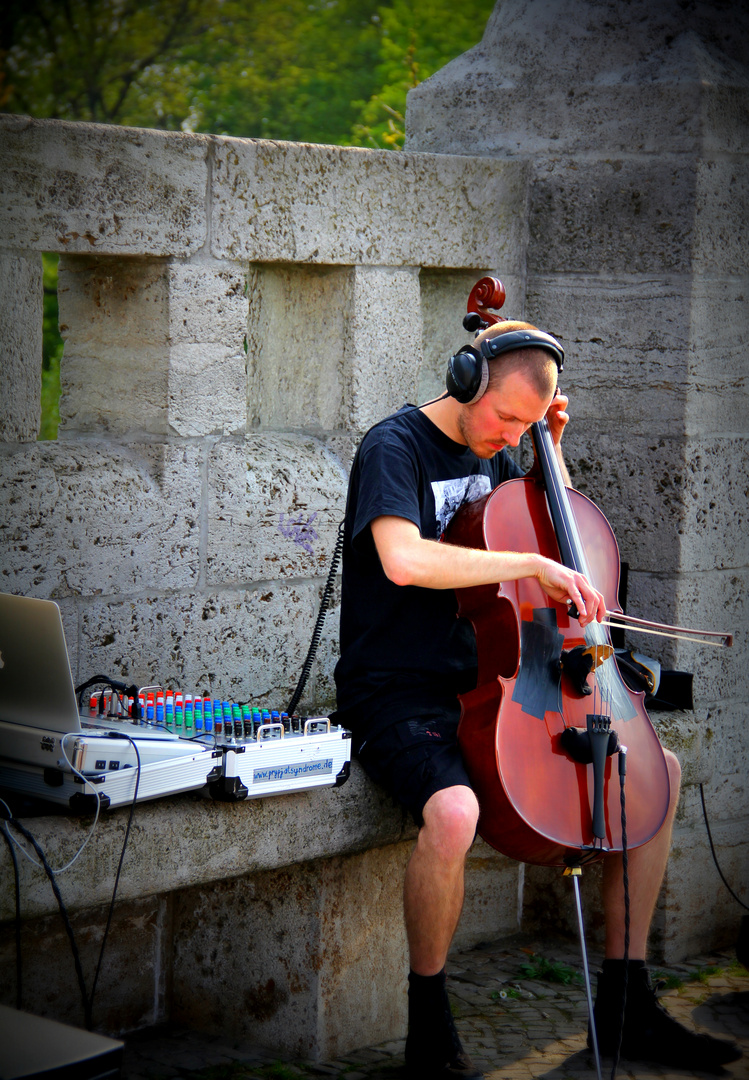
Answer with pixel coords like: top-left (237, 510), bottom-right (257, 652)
top-left (210, 138), bottom-right (527, 267)
top-left (0, 762), bottom-right (416, 922)
top-left (0, 114), bottom-right (209, 256)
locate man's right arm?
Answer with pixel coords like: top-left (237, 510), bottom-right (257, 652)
top-left (370, 515), bottom-right (605, 628)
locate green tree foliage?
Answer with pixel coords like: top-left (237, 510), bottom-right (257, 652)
top-left (40, 253), bottom-right (63, 441)
top-left (1, 0), bottom-right (495, 146)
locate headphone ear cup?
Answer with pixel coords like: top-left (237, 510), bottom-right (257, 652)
top-left (446, 346), bottom-right (489, 404)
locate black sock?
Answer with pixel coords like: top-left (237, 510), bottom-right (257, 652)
top-left (601, 958), bottom-right (645, 974)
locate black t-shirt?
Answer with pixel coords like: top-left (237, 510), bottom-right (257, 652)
top-left (333, 405), bottom-right (524, 730)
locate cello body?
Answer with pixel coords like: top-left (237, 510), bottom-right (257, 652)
top-left (446, 473), bottom-right (671, 867)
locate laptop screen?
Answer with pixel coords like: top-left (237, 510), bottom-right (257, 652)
top-left (0, 593), bottom-right (82, 733)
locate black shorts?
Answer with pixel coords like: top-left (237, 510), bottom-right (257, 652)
top-left (353, 697), bottom-right (473, 826)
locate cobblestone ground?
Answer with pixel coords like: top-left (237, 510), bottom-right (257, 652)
top-left (122, 936), bottom-right (748, 1080)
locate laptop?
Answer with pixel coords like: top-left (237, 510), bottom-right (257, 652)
top-left (0, 592), bottom-right (209, 772)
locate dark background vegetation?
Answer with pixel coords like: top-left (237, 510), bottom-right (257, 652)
top-left (0, 0), bottom-right (495, 438)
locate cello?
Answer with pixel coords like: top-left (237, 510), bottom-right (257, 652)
top-left (446, 277), bottom-right (672, 868)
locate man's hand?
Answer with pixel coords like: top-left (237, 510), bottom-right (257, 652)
top-left (533, 555), bottom-right (605, 627)
top-left (545, 388), bottom-right (569, 447)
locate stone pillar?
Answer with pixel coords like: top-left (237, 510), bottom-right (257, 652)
top-left (406, 0), bottom-right (749, 960)
top-left (0, 251), bottom-right (42, 441)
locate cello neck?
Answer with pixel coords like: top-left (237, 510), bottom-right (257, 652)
top-left (530, 419), bottom-right (588, 577)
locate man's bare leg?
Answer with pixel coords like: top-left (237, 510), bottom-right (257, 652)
top-left (404, 784), bottom-right (480, 974)
top-left (403, 785), bottom-right (483, 1079)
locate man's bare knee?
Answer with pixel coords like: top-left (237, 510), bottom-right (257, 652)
top-left (420, 786), bottom-right (479, 861)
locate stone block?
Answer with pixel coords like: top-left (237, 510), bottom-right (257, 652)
top-left (247, 263), bottom-right (351, 431)
top-left (166, 261), bottom-right (248, 437)
top-left (653, 711), bottom-right (713, 789)
top-left (562, 431), bottom-right (746, 579)
top-left (405, 3), bottom-right (749, 158)
top-left (525, 274), bottom-right (691, 437)
top-left (0, 895), bottom-right (168, 1034)
top-left (211, 138), bottom-right (527, 269)
top-left (207, 435), bottom-right (347, 587)
top-left (0, 441), bottom-right (201, 603)
top-left (0, 115), bottom-right (208, 256)
top-left (677, 438), bottom-right (749, 572)
top-left (686, 277), bottom-right (749, 438)
top-left (79, 582), bottom-right (340, 710)
top-left (694, 156), bottom-right (749, 276)
top-left (418, 269), bottom-right (526, 406)
top-left (171, 844), bottom-right (411, 1059)
top-left (661, 818), bottom-right (749, 962)
top-left (346, 266), bottom-right (422, 432)
top-left (528, 274), bottom-right (749, 439)
top-left (529, 158), bottom-right (700, 276)
top-left (0, 251), bottom-right (42, 441)
top-left (562, 432), bottom-right (686, 574)
top-left (0, 764), bottom-right (414, 924)
top-left (454, 841), bottom-right (520, 952)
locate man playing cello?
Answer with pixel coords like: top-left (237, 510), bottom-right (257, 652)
top-left (332, 316), bottom-right (741, 1079)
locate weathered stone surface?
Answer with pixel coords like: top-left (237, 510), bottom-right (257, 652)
top-left (686, 277), bottom-right (749, 438)
top-left (172, 845), bottom-right (411, 1058)
top-left (623, 567), bottom-right (748, 715)
top-left (561, 432), bottom-right (746, 580)
top-left (663, 817), bottom-right (749, 961)
top-left (0, 251), bottom-right (42, 441)
top-left (58, 257), bottom-right (248, 436)
top-left (247, 263), bottom-right (351, 431)
top-left (0, 114), bottom-right (208, 255)
top-left (79, 583), bottom-right (341, 709)
top-left (347, 265), bottom-right (422, 432)
top-left (529, 158), bottom-right (699, 276)
top-left (211, 137), bottom-right (527, 269)
top-left (166, 261), bottom-right (248, 436)
top-left (0, 764), bottom-right (414, 923)
top-left (207, 435), bottom-right (347, 586)
top-left (454, 841), bottom-right (520, 952)
top-left (405, 1), bottom-right (749, 157)
top-left (58, 255), bottom-right (171, 434)
top-left (0, 441), bottom-right (201, 601)
top-left (526, 274), bottom-right (691, 436)
top-left (0, 895), bottom-right (169, 1034)
top-left (694, 156), bottom-right (749, 276)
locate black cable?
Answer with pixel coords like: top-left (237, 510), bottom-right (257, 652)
top-left (287, 519), bottom-right (345, 716)
top-left (7, 817), bottom-right (90, 1022)
top-left (0, 820), bottom-right (22, 1009)
top-left (611, 749), bottom-right (629, 1080)
top-left (87, 736), bottom-right (142, 1028)
top-left (0, 739), bottom-right (142, 1030)
top-left (699, 783), bottom-right (749, 912)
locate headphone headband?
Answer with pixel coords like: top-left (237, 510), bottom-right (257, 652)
top-left (446, 328), bottom-right (565, 405)
top-left (479, 329), bottom-right (564, 372)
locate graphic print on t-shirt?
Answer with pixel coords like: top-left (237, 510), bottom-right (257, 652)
top-left (432, 475), bottom-right (492, 537)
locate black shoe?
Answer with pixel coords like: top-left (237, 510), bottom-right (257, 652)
top-left (589, 961), bottom-right (742, 1071)
top-left (405, 970), bottom-right (484, 1080)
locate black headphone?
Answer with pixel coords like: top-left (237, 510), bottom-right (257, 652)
top-left (446, 329), bottom-right (565, 405)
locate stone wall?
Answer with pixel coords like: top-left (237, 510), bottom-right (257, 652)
top-left (0, 113), bottom-right (527, 1053)
top-left (407, 0), bottom-right (749, 961)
